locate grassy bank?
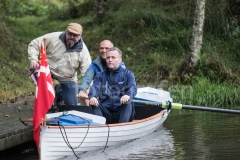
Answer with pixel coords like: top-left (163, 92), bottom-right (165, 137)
top-left (0, 0), bottom-right (240, 107)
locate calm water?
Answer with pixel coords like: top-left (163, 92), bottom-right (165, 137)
top-left (1, 109), bottom-right (240, 160)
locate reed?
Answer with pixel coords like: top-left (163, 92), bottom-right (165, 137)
top-left (170, 78), bottom-right (240, 108)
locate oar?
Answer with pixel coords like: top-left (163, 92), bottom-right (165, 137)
top-left (133, 100), bottom-right (240, 114)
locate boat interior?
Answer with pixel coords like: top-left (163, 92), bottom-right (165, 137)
top-left (58, 104), bottom-right (165, 121)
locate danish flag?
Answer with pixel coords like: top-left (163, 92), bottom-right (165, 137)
top-left (32, 41), bottom-right (55, 148)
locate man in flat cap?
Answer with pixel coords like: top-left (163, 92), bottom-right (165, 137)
top-left (28, 23), bottom-right (91, 108)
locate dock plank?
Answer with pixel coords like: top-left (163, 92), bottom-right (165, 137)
top-left (0, 97), bottom-right (34, 151)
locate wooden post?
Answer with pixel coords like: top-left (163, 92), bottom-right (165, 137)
top-left (43, 38), bottom-right (47, 126)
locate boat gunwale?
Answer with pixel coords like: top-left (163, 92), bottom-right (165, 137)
top-left (46, 109), bottom-right (168, 129)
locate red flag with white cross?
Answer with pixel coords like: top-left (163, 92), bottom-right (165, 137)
top-left (32, 41), bottom-right (55, 148)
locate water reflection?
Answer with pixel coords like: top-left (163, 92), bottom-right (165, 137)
top-left (60, 127), bottom-right (174, 160)
top-left (1, 110), bottom-right (240, 160)
top-left (0, 141), bottom-right (37, 160)
top-left (165, 110), bottom-right (240, 160)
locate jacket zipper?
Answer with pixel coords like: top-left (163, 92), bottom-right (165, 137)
top-left (110, 71), bottom-right (114, 110)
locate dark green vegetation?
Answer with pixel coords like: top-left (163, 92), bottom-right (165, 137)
top-left (0, 0), bottom-right (240, 108)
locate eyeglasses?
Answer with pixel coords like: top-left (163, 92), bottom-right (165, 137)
top-left (66, 31), bottom-right (80, 38)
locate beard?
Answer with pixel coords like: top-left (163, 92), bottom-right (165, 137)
top-left (66, 39), bottom-right (75, 49)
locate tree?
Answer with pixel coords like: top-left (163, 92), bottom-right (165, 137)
top-left (180, 0), bottom-right (206, 80)
top-left (96, 0), bottom-right (107, 17)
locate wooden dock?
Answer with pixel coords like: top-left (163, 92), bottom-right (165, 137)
top-left (0, 96), bottom-right (34, 151)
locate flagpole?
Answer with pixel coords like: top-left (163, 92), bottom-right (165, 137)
top-left (43, 38), bottom-right (47, 127)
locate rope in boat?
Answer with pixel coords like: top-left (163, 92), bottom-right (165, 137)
top-left (102, 101), bottom-right (135, 152)
top-left (102, 123), bottom-right (110, 152)
top-left (57, 111), bottom-right (90, 159)
top-left (56, 111), bottom-right (112, 157)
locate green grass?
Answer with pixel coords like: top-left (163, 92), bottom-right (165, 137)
top-left (0, 0), bottom-right (240, 107)
top-left (170, 78), bottom-right (240, 108)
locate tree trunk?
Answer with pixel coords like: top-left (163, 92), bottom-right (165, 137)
top-left (180, 0), bottom-right (206, 80)
top-left (96, 0), bottom-right (107, 17)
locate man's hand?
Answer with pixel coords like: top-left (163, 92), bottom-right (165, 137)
top-left (120, 95), bottom-right (130, 104)
top-left (30, 61), bottom-right (38, 70)
top-left (89, 97), bottom-right (99, 107)
top-left (78, 91), bottom-right (89, 100)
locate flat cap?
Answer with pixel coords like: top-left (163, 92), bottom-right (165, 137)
top-left (67, 23), bottom-right (83, 35)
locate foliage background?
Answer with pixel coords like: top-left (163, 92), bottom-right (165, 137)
top-left (0, 0), bottom-right (240, 108)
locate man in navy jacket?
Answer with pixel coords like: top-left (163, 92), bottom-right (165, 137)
top-left (88, 47), bottom-right (137, 124)
top-left (78, 40), bottom-right (126, 105)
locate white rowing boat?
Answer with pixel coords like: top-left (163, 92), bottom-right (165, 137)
top-left (40, 87), bottom-right (172, 160)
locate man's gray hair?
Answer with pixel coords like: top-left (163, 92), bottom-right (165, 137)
top-left (106, 47), bottom-right (122, 57)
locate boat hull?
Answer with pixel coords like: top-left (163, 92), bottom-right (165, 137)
top-left (40, 109), bottom-right (169, 160)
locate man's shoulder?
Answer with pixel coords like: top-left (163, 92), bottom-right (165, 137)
top-left (120, 66), bottom-right (130, 72)
top-left (120, 62), bottom-right (126, 69)
top-left (45, 31), bottom-right (63, 37)
top-left (93, 56), bottom-right (101, 63)
top-left (122, 68), bottom-right (135, 77)
top-left (43, 31), bottom-right (63, 43)
top-left (89, 56), bottom-right (102, 69)
top-left (90, 58), bottom-right (100, 67)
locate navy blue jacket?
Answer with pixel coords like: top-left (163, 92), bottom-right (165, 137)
top-left (79, 56), bottom-right (126, 92)
top-left (89, 65), bottom-right (137, 110)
